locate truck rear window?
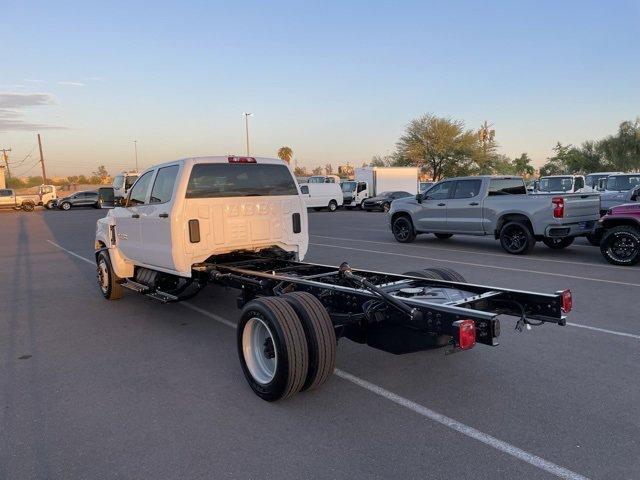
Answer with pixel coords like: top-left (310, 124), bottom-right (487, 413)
top-left (488, 179), bottom-right (526, 195)
top-left (186, 163), bottom-right (298, 198)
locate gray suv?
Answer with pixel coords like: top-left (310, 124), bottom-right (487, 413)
top-left (58, 191), bottom-right (99, 210)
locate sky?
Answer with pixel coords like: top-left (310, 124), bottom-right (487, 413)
top-left (1, 0), bottom-right (639, 177)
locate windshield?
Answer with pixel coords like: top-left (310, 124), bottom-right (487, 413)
top-left (539, 177), bottom-right (573, 192)
top-left (341, 182), bottom-right (357, 192)
top-left (378, 191), bottom-right (391, 197)
top-left (606, 175), bottom-right (640, 191)
top-left (113, 175), bottom-right (124, 190)
top-left (186, 163), bottom-right (298, 198)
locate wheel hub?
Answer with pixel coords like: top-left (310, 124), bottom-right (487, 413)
top-left (242, 317), bottom-right (278, 385)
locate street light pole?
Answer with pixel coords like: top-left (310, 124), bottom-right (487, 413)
top-left (243, 113), bottom-right (252, 156)
top-left (133, 140), bottom-right (138, 171)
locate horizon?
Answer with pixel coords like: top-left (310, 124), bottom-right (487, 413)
top-left (2, 0), bottom-right (639, 177)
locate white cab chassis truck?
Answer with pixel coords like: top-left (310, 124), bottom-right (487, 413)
top-left (95, 156), bottom-right (572, 401)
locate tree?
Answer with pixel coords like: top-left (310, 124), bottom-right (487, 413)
top-left (277, 146), bottom-right (293, 164)
top-left (599, 118), bottom-right (640, 171)
top-left (93, 165), bottom-right (110, 184)
top-left (396, 114), bottom-right (477, 181)
top-left (324, 163), bottom-right (333, 175)
top-left (512, 153), bottom-right (535, 177)
top-left (293, 166), bottom-right (308, 177)
top-left (311, 166), bottom-right (323, 175)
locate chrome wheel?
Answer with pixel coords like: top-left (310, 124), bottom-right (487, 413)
top-left (97, 259), bottom-right (109, 294)
top-left (242, 317), bottom-right (278, 385)
top-left (61, 202), bottom-right (71, 210)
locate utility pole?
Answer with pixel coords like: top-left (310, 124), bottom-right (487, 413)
top-left (478, 120), bottom-right (495, 156)
top-left (243, 112), bottom-right (252, 156)
top-left (37, 134), bottom-right (47, 183)
top-left (133, 140), bottom-right (139, 171)
top-left (1, 148), bottom-right (11, 178)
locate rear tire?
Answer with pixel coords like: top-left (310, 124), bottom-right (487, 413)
top-left (434, 233), bottom-right (453, 240)
top-left (328, 200), bottom-right (338, 212)
top-left (238, 297), bottom-right (309, 401)
top-left (96, 251), bottom-right (124, 300)
top-left (499, 221), bottom-right (536, 255)
top-left (282, 292), bottom-right (336, 391)
top-left (542, 237), bottom-right (574, 249)
top-left (392, 216), bottom-right (416, 243)
top-left (600, 226), bottom-right (640, 266)
top-left (21, 202), bottom-right (35, 212)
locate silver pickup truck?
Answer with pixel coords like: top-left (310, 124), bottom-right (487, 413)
top-left (389, 176), bottom-right (600, 254)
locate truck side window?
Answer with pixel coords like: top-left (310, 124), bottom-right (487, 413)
top-left (0, 189), bottom-right (12, 197)
top-left (357, 182), bottom-right (366, 193)
top-left (488, 179), bottom-right (526, 195)
top-left (453, 179), bottom-right (481, 199)
top-left (300, 185), bottom-right (309, 194)
top-left (574, 177), bottom-right (584, 190)
top-left (149, 165), bottom-right (179, 204)
top-left (127, 171), bottom-right (154, 206)
top-left (425, 181), bottom-right (454, 200)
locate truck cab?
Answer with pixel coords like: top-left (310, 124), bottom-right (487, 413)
top-left (112, 171), bottom-right (139, 204)
top-left (537, 175), bottom-right (585, 193)
top-left (96, 156), bottom-right (308, 278)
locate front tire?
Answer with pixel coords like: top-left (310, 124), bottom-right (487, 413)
top-left (60, 202), bottom-right (71, 211)
top-left (282, 292), bottom-right (336, 391)
top-left (499, 221), bottom-right (536, 255)
top-left (600, 226), bottom-right (640, 266)
top-left (392, 216), bottom-right (416, 243)
top-left (238, 297), bottom-right (309, 401)
top-left (96, 251), bottom-right (124, 300)
top-left (542, 237), bottom-right (574, 249)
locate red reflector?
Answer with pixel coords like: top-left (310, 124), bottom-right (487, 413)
top-left (228, 156), bottom-right (257, 163)
top-left (453, 320), bottom-right (476, 350)
top-left (552, 197), bottom-right (564, 218)
top-left (561, 289), bottom-right (572, 313)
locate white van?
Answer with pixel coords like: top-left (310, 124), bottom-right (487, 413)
top-left (300, 182), bottom-right (343, 211)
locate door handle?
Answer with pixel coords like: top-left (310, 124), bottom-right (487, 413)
top-left (469, 202), bottom-right (479, 206)
top-left (159, 213), bottom-right (169, 218)
top-left (437, 203), bottom-right (446, 207)
top-left (131, 213), bottom-right (139, 218)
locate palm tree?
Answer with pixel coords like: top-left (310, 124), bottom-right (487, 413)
top-left (277, 146), bottom-right (293, 164)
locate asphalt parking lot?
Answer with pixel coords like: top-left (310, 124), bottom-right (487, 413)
top-left (1, 208), bottom-right (639, 480)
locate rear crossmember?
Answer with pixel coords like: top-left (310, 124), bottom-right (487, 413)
top-left (191, 254), bottom-right (569, 355)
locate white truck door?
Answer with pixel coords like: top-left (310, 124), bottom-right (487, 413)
top-left (115, 170), bottom-right (154, 262)
top-left (139, 165), bottom-right (180, 269)
top-left (0, 189), bottom-right (14, 207)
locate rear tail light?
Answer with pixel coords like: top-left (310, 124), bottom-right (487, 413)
top-left (228, 156), bottom-right (256, 163)
top-left (560, 289), bottom-right (572, 313)
top-left (453, 320), bottom-right (476, 350)
top-left (552, 197), bottom-right (564, 218)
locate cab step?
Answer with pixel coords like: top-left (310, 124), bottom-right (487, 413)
top-left (121, 279), bottom-right (152, 294)
top-left (146, 291), bottom-right (179, 303)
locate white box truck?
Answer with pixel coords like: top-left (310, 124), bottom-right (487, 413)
top-left (342, 167), bottom-right (419, 208)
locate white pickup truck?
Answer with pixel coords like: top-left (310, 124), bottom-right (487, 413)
top-left (94, 156), bottom-right (573, 401)
top-left (0, 188), bottom-right (36, 212)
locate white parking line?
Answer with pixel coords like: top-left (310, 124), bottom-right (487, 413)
top-left (311, 234), bottom-right (620, 270)
top-left (310, 241), bottom-right (640, 288)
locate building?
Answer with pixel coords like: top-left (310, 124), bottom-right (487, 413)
top-left (0, 165), bottom-right (6, 189)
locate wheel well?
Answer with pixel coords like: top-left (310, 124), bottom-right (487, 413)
top-left (495, 214), bottom-right (533, 238)
top-left (391, 212), bottom-right (415, 231)
top-left (601, 217), bottom-right (640, 230)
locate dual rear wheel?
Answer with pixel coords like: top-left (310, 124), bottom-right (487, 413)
top-left (238, 292), bottom-right (337, 401)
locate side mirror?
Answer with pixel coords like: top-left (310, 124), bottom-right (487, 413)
top-left (416, 193), bottom-right (423, 203)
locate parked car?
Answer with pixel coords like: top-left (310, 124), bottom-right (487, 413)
top-left (299, 182), bottom-right (343, 211)
top-left (582, 172), bottom-right (623, 192)
top-left (362, 191), bottom-right (413, 212)
top-left (536, 175), bottom-right (585, 193)
top-left (597, 203), bottom-right (640, 265)
top-left (0, 188), bottom-right (36, 212)
top-left (600, 173), bottom-right (640, 214)
top-left (58, 191), bottom-right (100, 210)
top-left (389, 176), bottom-right (601, 254)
